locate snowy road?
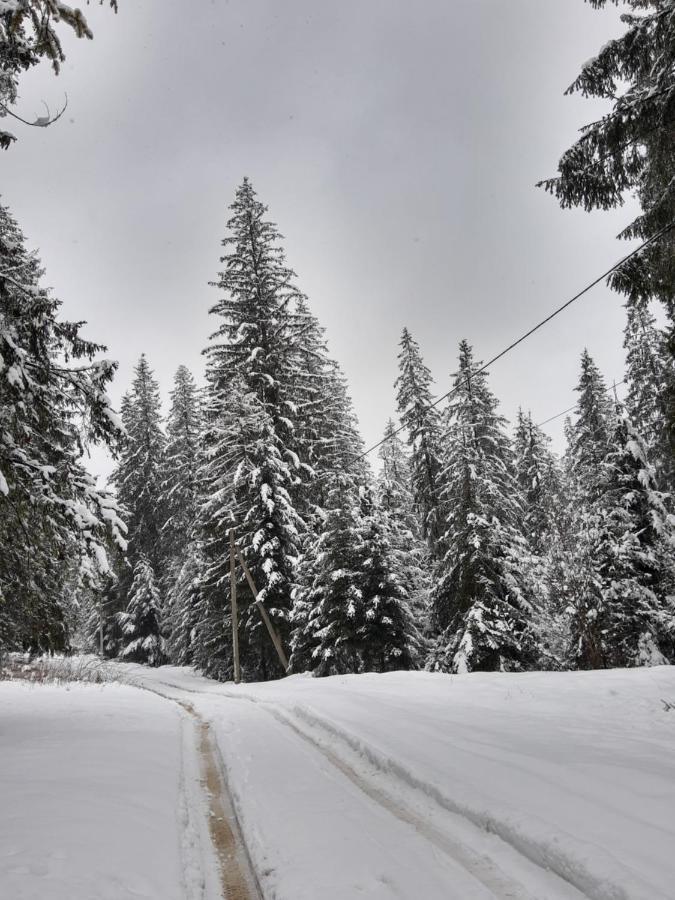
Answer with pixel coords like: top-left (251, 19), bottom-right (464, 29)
top-left (0, 679), bottom-right (256, 900)
top-left (122, 664), bottom-right (675, 900)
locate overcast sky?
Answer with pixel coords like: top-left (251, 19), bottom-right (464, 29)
top-left (4, 0), bottom-right (638, 478)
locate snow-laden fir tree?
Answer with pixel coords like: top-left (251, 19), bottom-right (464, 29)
top-left (118, 555), bottom-right (166, 666)
top-left (165, 542), bottom-right (203, 666)
top-left (568, 349), bottom-right (614, 490)
top-left (513, 409), bottom-right (572, 667)
top-left (196, 179), bottom-right (317, 680)
top-left (160, 365), bottom-right (201, 584)
top-left (194, 377), bottom-right (302, 681)
top-left (623, 300), bottom-right (673, 492)
top-left (0, 199), bottom-right (126, 652)
top-left (377, 419), bottom-right (432, 634)
top-left (513, 409), bottom-right (563, 555)
top-left (429, 340), bottom-right (535, 673)
top-left (111, 355), bottom-right (166, 581)
top-left (569, 406), bottom-right (675, 668)
top-left (539, 0), bottom-right (675, 468)
top-left (395, 327), bottom-right (445, 555)
top-left (290, 479), bottom-right (420, 675)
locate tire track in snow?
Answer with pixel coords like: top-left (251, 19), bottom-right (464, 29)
top-left (130, 680), bottom-right (261, 900)
top-left (235, 694), bottom-right (590, 900)
top-left (145, 676), bottom-right (586, 900)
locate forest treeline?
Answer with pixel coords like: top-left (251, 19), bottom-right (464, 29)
top-left (1, 0), bottom-right (673, 678)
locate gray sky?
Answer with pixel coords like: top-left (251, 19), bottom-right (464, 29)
top-left (4, 0), bottom-right (639, 477)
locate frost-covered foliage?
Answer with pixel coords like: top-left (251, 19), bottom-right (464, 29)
top-left (377, 419), bottom-right (431, 635)
top-left (0, 199), bottom-right (125, 652)
top-left (0, 1), bottom-right (118, 148)
top-left (429, 341), bottom-right (535, 673)
top-left (568, 408), bottom-right (675, 668)
top-left (623, 300), bottom-right (674, 492)
top-left (290, 481), bottom-right (420, 676)
top-left (395, 327), bottom-right (445, 554)
top-left (539, 0), bottom-right (675, 480)
top-left (195, 382), bottom-right (302, 681)
top-left (111, 355), bottom-right (166, 578)
top-left (118, 555), bottom-right (166, 666)
top-left (160, 365), bottom-right (201, 579)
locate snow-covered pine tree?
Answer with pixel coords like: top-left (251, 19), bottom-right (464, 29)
top-left (513, 409), bottom-right (573, 668)
top-left (570, 406), bottom-right (675, 668)
top-left (377, 418), bottom-right (431, 633)
top-left (569, 349), bottom-right (614, 490)
top-left (623, 300), bottom-right (674, 492)
top-left (165, 541), bottom-right (203, 666)
top-left (538, 0), bottom-right (675, 472)
top-left (395, 328), bottom-right (445, 555)
top-left (194, 374), bottom-right (303, 681)
top-left (196, 179), bottom-right (327, 681)
top-left (429, 340), bottom-right (535, 673)
top-left (358, 503), bottom-right (422, 672)
top-left (513, 409), bottom-right (563, 555)
top-left (111, 355), bottom-right (166, 581)
top-left (290, 479), bottom-right (420, 675)
top-left (160, 365), bottom-right (201, 582)
top-left (0, 199), bottom-right (126, 653)
top-left (118, 555), bottom-right (166, 666)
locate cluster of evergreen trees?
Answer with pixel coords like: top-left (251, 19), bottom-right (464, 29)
top-left (87, 175), bottom-right (674, 680)
top-left (2, 0), bottom-right (672, 679)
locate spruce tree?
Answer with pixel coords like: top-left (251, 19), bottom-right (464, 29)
top-left (118, 555), bottom-right (166, 666)
top-left (395, 328), bottom-right (445, 554)
top-left (111, 355), bottom-right (166, 579)
top-left (569, 349), bottom-right (614, 488)
top-left (290, 482), bottom-right (420, 675)
top-left (0, 199), bottom-right (126, 652)
top-left (570, 407), bottom-right (675, 668)
top-left (160, 365), bottom-right (201, 580)
top-left (430, 341), bottom-right (535, 673)
top-left (513, 409), bottom-right (563, 555)
top-left (377, 419), bottom-right (431, 633)
top-left (539, 0), bottom-right (675, 468)
top-left (623, 300), bottom-right (673, 491)
top-left (196, 179), bottom-right (315, 681)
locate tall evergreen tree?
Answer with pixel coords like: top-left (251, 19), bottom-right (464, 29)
top-left (290, 481), bottom-right (420, 675)
top-left (195, 179), bottom-right (321, 681)
top-left (569, 349), bottom-right (614, 488)
top-left (111, 355), bottom-right (166, 579)
top-left (570, 407), bottom-right (675, 668)
top-left (377, 419), bottom-right (431, 632)
top-left (623, 300), bottom-right (673, 491)
top-left (430, 341), bottom-right (535, 673)
top-left (395, 328), bottom-right (445, 554)
top-left (118, 555), bottom-right (166, 666)
top-left (160, 365), bottom-right (201, 578)
top-left (0, 199), bottom-right (125, 652)
top-left (539, 0), bottom-right (675, 470)
top-left (513, 409), bottom-right (563, 555)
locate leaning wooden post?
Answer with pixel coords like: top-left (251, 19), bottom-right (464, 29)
top-left (229, 529), bottom-right (241, 684)
top-left (235, 546), bottom-right (289, 673)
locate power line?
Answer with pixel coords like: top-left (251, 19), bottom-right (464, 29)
top-left (536, 378), bottom-right (626, 428)
top-left (357, 220), bottom-right (674, 461)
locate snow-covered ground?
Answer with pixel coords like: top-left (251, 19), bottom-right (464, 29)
top-left (0, 679), bottom-right (222, 900)
top-left (124, 664), bottom-right (675, 900)
top-left (2, 665), bottom-right (674, 900)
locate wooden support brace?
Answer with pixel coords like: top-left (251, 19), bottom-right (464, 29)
top-left (235, 546), bottom-right (289, 673)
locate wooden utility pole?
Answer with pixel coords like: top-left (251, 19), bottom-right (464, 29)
top-left (235, 546), bottom-right (289, 673)
top-left (99, 596), bottom-right (104, 657)
top-left (229, 529), bottom-right (241, 684)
